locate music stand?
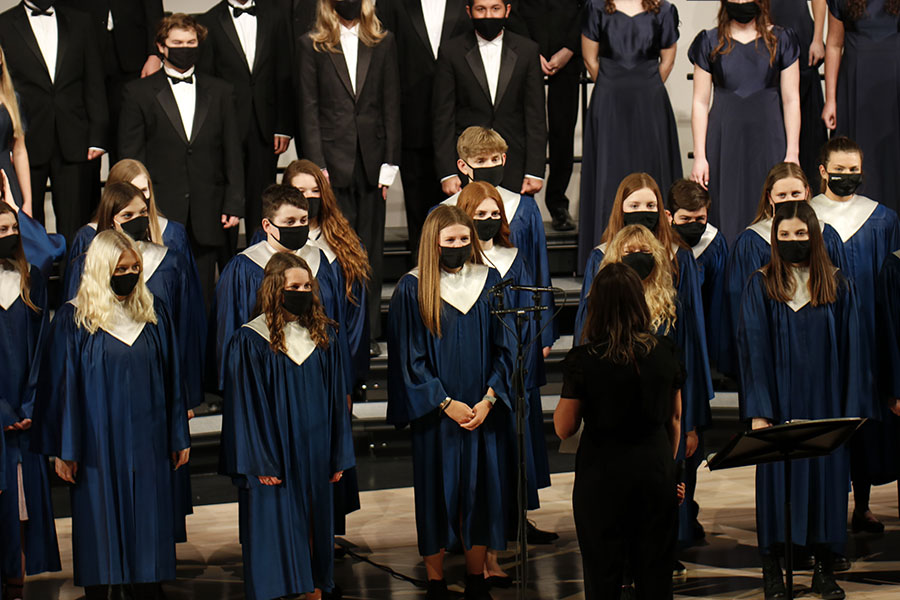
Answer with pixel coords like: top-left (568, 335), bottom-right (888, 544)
top-left (707, 418), bottom-right (865, 600)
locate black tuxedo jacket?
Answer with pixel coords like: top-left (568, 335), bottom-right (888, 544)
top-left (274, 0), bottom-right (317, 55)
top-left (118, 70), bottom-right (244, 248)
top-left (57, 0), bottom-right (163, 73)
top-left (197, 1), bottom-right (293, 144)
top-left (0, 3), bottom-right (108, 165)
top-left (298, 33), bottom-right (401, 188)
top-left (508, 0), bottom-right (583, 58)
top-left (376, 0), bottom-right (471, 150)
top-left (432, 30), bottom-right (547, 189)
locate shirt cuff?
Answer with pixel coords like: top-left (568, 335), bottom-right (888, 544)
top-left (89, 147), bottom-right (106, 154)
top-left (525, 174), bottom-right (544, 182)
top-left (378, 163), bottom-right (399, 187)
top-left (440, 174), bottom-right (459, 183)
top-left (275, 133), bottom-right (292, 140)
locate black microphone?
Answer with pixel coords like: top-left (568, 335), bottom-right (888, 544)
top-left (488, 278), bottom-right (515, 295)
top-left (509, 284), bottom-right (557, 292)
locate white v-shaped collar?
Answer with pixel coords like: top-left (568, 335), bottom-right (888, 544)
top-left (482, 245), bottom-right (518, 277)
top-left (894, 249), bottom-right (900, 260)
top-left (692, 223), bottom-right (719, 259)
top-left (309, 227), bottom-right (337, 264)
top-left (810, 194), bottom-right (878, 242)
top-left (441, 186), bottom-right (521, 222)
top-left (243, 313), bottom-right (317, 366)
top-left (0, 266), bottom-right (21, 310)
top-left (137, 241), bottom-right (168, 281)
top-left (157, 215), bottom-right (169, 237)
top-left (88, 222), bottom-right (98, 231)
top-left (70, 298), bottom-right (147, 346)
top-left (242, 241), bottom-right (321, 275)
top-left (410, 263), bottom-right (490, 314)
top-left (786, 266), bottom-right (811, 312)
top-left (748, 217), bottom-right (826, 245)
top-left (593, 242), bottom-right (608, 254)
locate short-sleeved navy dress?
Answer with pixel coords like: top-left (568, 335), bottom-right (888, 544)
top-left (578, 0), bottom-right (682, 271)
top-left (689, 27), bottom-right (800, 242)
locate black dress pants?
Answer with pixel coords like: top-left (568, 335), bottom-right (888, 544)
top-left (30, 149), bottom-right (93, 243)
top-left (545, 57), bottom-right (581, 216)
top-left (400, 146), bottom-right (443, 253)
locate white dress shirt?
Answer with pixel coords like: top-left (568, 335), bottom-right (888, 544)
top-left (165, 65), bottom-right (197, 141)
top-left (24, 3), bottom-right (57, 82)
top-left (421, 0), bottom-right (446, 59)
top-left (228, 0), bottom-right (258, 72)
top-left (477, 30), bottom-right (503, 105)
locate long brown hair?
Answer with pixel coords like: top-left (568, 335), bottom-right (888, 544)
top-left (603, 0), bottom-right (661, 14)
top-left (0, 203), bottom-right (37, 312)
top-left (601, 172), bottom-right (682, 282)
top-left (711, 0), bottom-right (778, 65)
top-left (310, 0), bottom-right (385, 53)
top-left (456, 181), bottom-right (513, 248)
top-left (417, 205), bottom-right (484, 337)
top-left (846, 0), bottom-right (900, 19)
top-left (107, 159), bottom-right (163, 244)
top-left (255, 253), bottom-right (336, 353)
top-left (96, 182), bottom-right (148, 236)
top-left (752, 162), bottom-right (810, 223)
top-left (762, 202), bottom-right (838, 306)
top-left (282, 160), bottom-right (371, 301)
top-left (0, 45), bottom-right (24, 140)
top-left (583, 262), bottom-right (658, 364)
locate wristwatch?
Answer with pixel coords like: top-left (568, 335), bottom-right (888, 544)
top-left (483, 394), bottom-right (497, 406)
top-left (439, 397), bottom-right (453, 412)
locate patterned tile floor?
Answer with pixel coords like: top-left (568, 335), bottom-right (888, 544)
top-left (24, 465), bottom-right (900, 599)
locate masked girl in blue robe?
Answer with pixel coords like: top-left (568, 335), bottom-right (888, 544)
top-left (32, 230), bottom-right (190, 600)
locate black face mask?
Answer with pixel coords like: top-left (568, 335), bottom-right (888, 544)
top-left (439, 244), bottom-right (471, 270)
top-left (622, 252), bottom-right (656, 281)
top-left (466, 163), bottom-right (504, 187)
top-left (725, 1), bottom-right (761, 24)
top-left (305, 195), bottom-right (322, 220)
top-left (165, 46), bottom-right (199, 71)
top-left (120, 216), bottom-right (150, 242)
top-left (0, 234), bottom-right (19, 259)
top-left (827, 172), bottom-right (863, 197)
top-left (334, 0), bottom-right (361, 20)
top-left (473, 17), bottom-right (506, 41)
top-left (283, 290), bottom-right (314, 317)
top-left (474, 218), bottom-right (502, 242)
top-left (111, 272), bottom-right (140, 297)
top-left (672, 222), bottom-right (706, 248)
top-left (275, 224), bottom-right (309, 251)
top-left (777, 239), bottom-right (811, 264)
top-left (623, 210), bottom-right (660, 231)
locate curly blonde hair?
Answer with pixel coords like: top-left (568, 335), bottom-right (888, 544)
top-left (601, 225), bottom-right (677, 334)
top-left (74, 230), bottom-right (157, 334)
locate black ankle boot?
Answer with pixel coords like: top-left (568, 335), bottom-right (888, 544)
top-left (425, 579), bottom-right (449, 600)
top-left (762, 555), bottom-right (786, 600)
top-left (811, 561), bottom-right (845, 599)
top-left (464, 573), bottom-right (492, 600)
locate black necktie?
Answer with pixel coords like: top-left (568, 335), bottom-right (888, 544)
top-left (169, 74), bottom-right (194, 85)
top-left (232, 5), bottom-right (256, 17)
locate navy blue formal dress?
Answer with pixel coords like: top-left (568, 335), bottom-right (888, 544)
top-left (578, 1), bottom-right (682, 271)
top-left (689, 27), bottom-right (800, 242)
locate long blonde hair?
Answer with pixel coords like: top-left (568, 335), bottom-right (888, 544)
top-left (417, 205), bottom-right (484, 337)
top-left (0, 45), bottom-right (23, 140)
top-left (310, 0), bottom-right (385, 53)
top-left (74, 230), bottom-right (157, 334)
top-left (601, 225), bottom-right (677, 334)
top-left (107, 159), bottom-right (163, 244)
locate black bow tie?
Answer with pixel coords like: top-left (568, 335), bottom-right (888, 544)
top-left (232, 5), bottom-right (256, 17)
top-left (169, 74), bottom-right (194, 85)
top-left (29, 7), bottom-right (53, 16)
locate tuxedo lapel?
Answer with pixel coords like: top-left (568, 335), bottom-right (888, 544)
top-left (329, 48), bottom-right (356, 100)
top-left (251, 7), bottom-right (271, 73)
top-left (218, 3), bottom-right (250, 71)
top-left (191, 77), bottom-right (211, 142)
top-left (11, 8), bottom-right (51, 85)
top-left (153, 74), bottom-right (189, 145)
top-left (404, 0), bottom-right (432, 56)
top-left (494, 38), bottom-right (517, 109)
top-left (355, 42), bottom-right (372, 99)
top-left (464, 38), bottom-right (491, 106)
top-left (440, 1), bottom-right (464, 47)
top-left (54, 8), bottom-right (69, 83)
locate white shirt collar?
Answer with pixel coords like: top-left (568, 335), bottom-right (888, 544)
top-left (164, 64), bottom-right (195, 79)
top-left (482, 244), bottom-right (518, 278)
top-left (692, 223), bottom-right (719, 259)
top-left (244, 314), bottom-right (317, 366)
top-left (227, 0), bottom-right (255, 8)
top-left (241, 240), bottom-right (321, 276)
top-left (137, 241), bottom-right (168, 281)
top-left (810, 193), bottom-right (878, 243)
top-left (410, 262), bottom-right (490, 314)
top-left (786, 266), bottom-right (811, 312)
top-left (476, 30), bottom-right (503, 47)
top-left (0, 266), bottom-right (21, 310)
top-left (341, 23), bottom-right (360, 36)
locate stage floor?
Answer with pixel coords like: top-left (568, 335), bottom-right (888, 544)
top-left (25, 465), bottom-right (900, 599)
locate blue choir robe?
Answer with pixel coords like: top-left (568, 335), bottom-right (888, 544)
top-left (738, 268), bottom-right (867, 551)
top-left (17, 210), bottom-right (65, 281)
top-left (67, 217), bottom-right (198, 281)
top-left (31, 298), bottom-right (190, 586)
top-left (387, 264), bottom-right (516, 556)
top-left (0, 265), bottom-right (60, 577)
top-left (812, 193), bottom-right (900, 484)
top-left (483, 245), bottom-right (550, 514)
top-left (441, 188), bottom-right (559, 347)
top-left (692, 224), bottom-right (729, 368)
top-left (876, 251), bottom-right (900, 401)
top-left (718, 219), bottom-right (846, 378)
top-left (222, 317), bottom-right (354, 599)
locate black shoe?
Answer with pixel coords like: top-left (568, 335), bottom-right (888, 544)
top-left (464, 574), bottom-right (492, 600)
top-left (323, 584), bottom-right (343, 600)
top-left (425, 579), bottom-right (449, 600)
top-left (369, 340), bottom-right (382, 357)
top-left (485, 575), bottom-right (513, 589)
top-left (811, 561), bottom-right (845, 599)
top-left (792, 547), bottom-right (815, 570)
top-left (851, 510), bottom-right (885, 534)
top-left (673, 560), bottom-right (687, 578)
top-left (619, 585), bottom-right (636, 600)
top-left (762, 556), bottom-right (787, 600)
top-left (832, 554), bottom-right (851, 573)
top-left (551, 209), bottom-right (575, 232)
top-left (334, 545), bottom-right (347, 559)
top-left (526, 520), bottom-right (559, 544)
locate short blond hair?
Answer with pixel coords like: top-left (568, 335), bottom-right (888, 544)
top-left (456, 126), bottom-right (508, 162)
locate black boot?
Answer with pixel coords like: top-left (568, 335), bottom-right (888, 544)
top-left (762, 555), bottom-right (786, 600)
top-left (811, 556), bottom-right (845, 600)
top-left (425, 579), bottom-right (449, 600)
top-left (464, 573), bottom-right (492, 600)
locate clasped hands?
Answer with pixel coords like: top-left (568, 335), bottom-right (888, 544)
top-left (444, 398), bottom-right (493, 431)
